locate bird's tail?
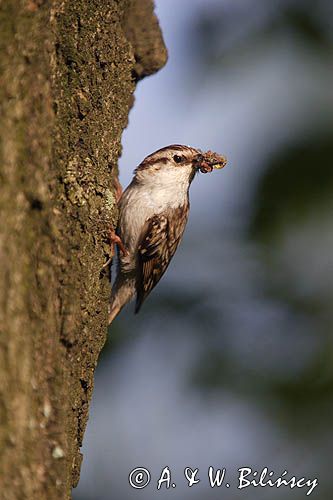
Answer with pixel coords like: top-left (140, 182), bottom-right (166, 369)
top-left (108, 277), bottom-right (134, 325)
top-left (108, 302), bottom-right (122, 325)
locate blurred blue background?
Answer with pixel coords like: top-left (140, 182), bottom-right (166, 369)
top-left (74, 0), bottom-right (333, 498)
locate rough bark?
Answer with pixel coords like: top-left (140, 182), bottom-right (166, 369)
top-left (0, 1), bottom-right (167, 498)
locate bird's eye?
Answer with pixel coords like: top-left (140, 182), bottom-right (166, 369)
top-left (173, 155), bottom-right (184, 164)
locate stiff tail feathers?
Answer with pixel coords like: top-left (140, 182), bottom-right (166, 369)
top-left (108, 277), bottom-right (134, 325)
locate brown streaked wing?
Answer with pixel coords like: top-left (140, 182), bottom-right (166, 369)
top-left (135, 205), bottom-right (189, 313)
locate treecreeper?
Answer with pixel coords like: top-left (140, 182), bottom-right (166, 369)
top-left (108, 144), bottom-right (227, 324)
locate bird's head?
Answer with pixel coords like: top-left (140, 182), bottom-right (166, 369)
top-left (134, 144), bottom-right (227, 188)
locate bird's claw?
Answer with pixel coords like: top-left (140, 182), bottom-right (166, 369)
top-left (101, 231), bottom-right (128, 270)
top-left (109, 230), bottom-right (128, 256)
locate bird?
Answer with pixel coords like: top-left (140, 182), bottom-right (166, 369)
top-left (108, 144), bottom-right (227, 324)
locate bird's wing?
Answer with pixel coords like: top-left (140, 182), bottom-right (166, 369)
top-left (135, 205), bottom-right (189, 313)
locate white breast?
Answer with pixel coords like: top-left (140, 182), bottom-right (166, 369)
top-left (118, 167), bottom-right (191, 272)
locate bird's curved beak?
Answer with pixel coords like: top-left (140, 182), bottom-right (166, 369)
top-left (194, 151), bottom-right (227, 174)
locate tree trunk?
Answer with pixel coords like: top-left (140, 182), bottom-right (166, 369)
top-left (0, 1), bottom-right (166, 498)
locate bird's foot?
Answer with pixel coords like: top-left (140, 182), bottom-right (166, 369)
top-left (109, 229), bottom-right (128, 256)
top-left (102, 230), bottom-right (128, 269)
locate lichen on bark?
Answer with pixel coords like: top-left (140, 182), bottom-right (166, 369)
top-left (0, 1), bottom-right (166, 498)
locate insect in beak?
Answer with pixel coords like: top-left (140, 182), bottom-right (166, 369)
top-left (212, 161), bottom-right (227, 170)
top-left (195, 151), bottom-right (227, 174)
